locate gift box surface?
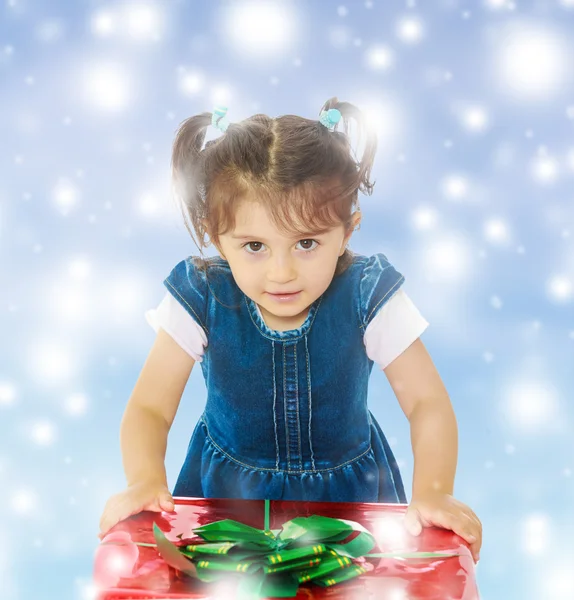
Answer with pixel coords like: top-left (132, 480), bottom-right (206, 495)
top-left (94, 497), bottom-right (479, 599)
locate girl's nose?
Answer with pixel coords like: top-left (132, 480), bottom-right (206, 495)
top-left (267, 257), bottom-right (296, 283)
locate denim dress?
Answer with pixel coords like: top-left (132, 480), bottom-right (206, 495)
top-left (164, 253), bottom-right (408, 504)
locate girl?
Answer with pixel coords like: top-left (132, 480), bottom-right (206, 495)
top-left (99, 98), bottom-right (482, 562)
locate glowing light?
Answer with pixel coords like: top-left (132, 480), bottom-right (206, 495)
top-left (366, 45), bottom-right (395, 70)
top-left (91, 10), bottom-right (117, 36)
top-left (50, 284), bottom-right (90, 321)
top-left (351, 96), bottom-right (403, 156)
top-left (484, 218), bottom-right (510, 244)
top-left (82, 63), bottom-right (132, 112)
top-left (442, 175), bottom-right (469, 200)
top-left (65, 393), bottom-right (89, 417)
top-left (177, 68), bottom-right (204, 96)
top-left (31, 420), bottom-right (57, 445)
top-left (502, 381), bottom-right (560, 432)
top-left (495, 24), bottom-right (570, 99)
top-left (396, 17), bottom-right (424, 44)
top-left (373, 515), bottom-right (409, 548)
top-left (531, 154), bottom-right (559, 184)
top-left (544, 564), bottom-right (574, 599)
top-left (521, 513), bottom-right (550, 556)
top-left (11, 490), bottom-right (38, 515)
top-left (90, 3), bottom-right (165, 41)
top-left (461, 105), bottom-right (489, 132)
top-left (547, 275), bottom-right (573, 302)
top-left (137, 192), bottom-right (161, 217)
top-left (485, 0), bottom-right (511, 9)
top-left (0, 382), bottom-right (16, 407)
top-left (68, 257), bottom-right (91, 280)
top-left (124, 3), bottom-right (163, 41)
top-left (52, 178), bottom-right (79, 216)
top-left (411, 207), bottom-right (438, 231)
top-left (424, 237), bottom-right (470, 282)
top-left (220, 1), bottom-right (297, 61)
top-left (29, 340), bottom-right (75, 384)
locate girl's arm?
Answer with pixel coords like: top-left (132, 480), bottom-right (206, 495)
top-left (383, 338), bottom-right (482, 562)
top-left (120, 328), bottom-right (196, 487)
top-left (383, 337), bottom-right (457, 497)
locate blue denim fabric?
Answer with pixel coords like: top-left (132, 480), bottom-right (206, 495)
top-left (164, 253), bottom-right (407, 504)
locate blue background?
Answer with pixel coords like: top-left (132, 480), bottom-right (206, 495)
top-left (1, 0), bottom-right (573, 598)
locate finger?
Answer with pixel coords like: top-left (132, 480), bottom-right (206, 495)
top-left (407, 508), bottom-right (481, 562)
top-left (100, 498), bottom-right (141, 537)
top-left (418, 508), bottom-right (459, 531)
top-left (160, 493), bottom-right (175, 512)
top-left (432, 505), bottom-right (475, 536)
top-left (428, 509), bottom-right (480, 557)
top-left (142, 497), bottom-right (167, 512)
top-left (450, 501), bottom-right (482, 548)
top-left (461, 508), bottom-right (482, 533)
top-left (403, 507), bottom-right (423, 535)
top-left (459, 511), bottom-right (482, 558)
top-left (450, 516), bottom-right (480, 550)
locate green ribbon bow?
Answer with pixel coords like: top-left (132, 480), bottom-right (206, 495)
top-left (149, 499), bottom-right (462, 598)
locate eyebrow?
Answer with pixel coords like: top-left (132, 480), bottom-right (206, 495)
top-left (230, 230), bottom-right (331, 241)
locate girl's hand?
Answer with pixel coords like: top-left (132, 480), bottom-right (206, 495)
top-left (98, 480), bottom-right (175, 541)
top-left (403, 492), bottom-right (482, 563)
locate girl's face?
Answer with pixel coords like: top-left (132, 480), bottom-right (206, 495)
top-left (216, 200), bottom-right (359, 330)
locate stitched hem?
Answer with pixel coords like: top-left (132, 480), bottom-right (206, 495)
top-left (164, 279), bottom-right (209, 335)
top-left (360, 274), bottom-right (405, 330)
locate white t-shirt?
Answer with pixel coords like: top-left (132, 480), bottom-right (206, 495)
top-left (145, 288), bottom-right (429, 370)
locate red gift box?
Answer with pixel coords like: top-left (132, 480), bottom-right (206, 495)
top-left (93, 497), bottom-right (479, 599)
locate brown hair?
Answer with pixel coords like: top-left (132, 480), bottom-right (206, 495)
top-left (170, 96), bottom-right (378, 277)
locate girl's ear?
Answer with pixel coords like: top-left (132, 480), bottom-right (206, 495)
top-left (340, 211), bottom-right (362, 255)
top-left (201, 219), bottom-right (226, 259)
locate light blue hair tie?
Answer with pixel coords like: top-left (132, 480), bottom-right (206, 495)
top-left (212, 106), bottom-right (341, 133)
top-left (212, 105), bottom-right (230, 132)
top-left (319, 108), bottom-right (342, 130)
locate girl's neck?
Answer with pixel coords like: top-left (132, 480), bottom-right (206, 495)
top-left (256, 303), bottom-right (310, 332)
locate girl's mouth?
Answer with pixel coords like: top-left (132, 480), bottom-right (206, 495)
top-left (266, 291), bottom-right (301, 302)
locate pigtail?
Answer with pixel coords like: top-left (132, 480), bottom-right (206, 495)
top-left (171, 113), bottom-right (212, 201)
top-left (319, 97), bottom-right (378, 197)
top-left (169, 112), bottom-right (244, 308)
top-left (169, 112), bottom-right (214, 253)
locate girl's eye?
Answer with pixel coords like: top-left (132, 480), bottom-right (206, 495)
top-left (244, 241), bottom-right (265, 253)
top-left (243, 239), bottom-right (319, 254)
top-left (297, 239), bottom-right (319, 251)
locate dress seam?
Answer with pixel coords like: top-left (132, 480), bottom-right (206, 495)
top-left (283, 343), bottom-right (290, 469)
top-left (244, 295), bottom-right (323, 341)
top-left (200, 418), bottom-right (372, 474)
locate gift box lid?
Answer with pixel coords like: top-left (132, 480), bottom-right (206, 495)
top-left (93, 497), bottom-right (479, 599)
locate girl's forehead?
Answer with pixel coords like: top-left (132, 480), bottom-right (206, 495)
top-left (229, 201), bottom-right (338, 239)
top-left (233, 201), bottom-right (299, 228)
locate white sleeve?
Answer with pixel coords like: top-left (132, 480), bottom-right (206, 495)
top-left (144, 292), bottom-right (208, 362)
top-left (363, 288), bottom-right (429, 370)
